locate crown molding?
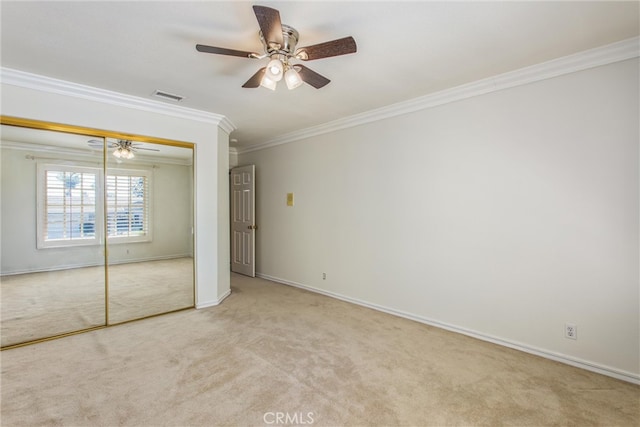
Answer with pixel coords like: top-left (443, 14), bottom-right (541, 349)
top-left (0, 67), bottom-right (236, 133)
top-left (237, 36), bottom-right (639, 155)
top-left (1, 140), bottom-right (193, 166)
top-left (1, 140), bottom-right (103, 160)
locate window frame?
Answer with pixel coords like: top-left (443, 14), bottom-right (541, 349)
top-left (105, 168), bottom-right (153, 244)
top-left (37, 163), bottom-right (152, 248)
top-left (36, 163), bottom-right (103, 249)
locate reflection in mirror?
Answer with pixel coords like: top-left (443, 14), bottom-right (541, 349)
top-left (105, 138), bottom-right (194, 324)
top-left (0, 125), bottom-right (106, 347)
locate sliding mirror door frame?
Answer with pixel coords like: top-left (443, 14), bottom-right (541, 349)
top-left (1, 116), bottom-right (196, 349)
top-left (105, 137), bottom-right (195, 324)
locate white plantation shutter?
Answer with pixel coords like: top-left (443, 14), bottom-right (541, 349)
top-left (106, 170), bottom-right (151, 241)
top-left (38, 164), bottom-right (152, 248)
top-left (37, 164), bottom-right (100, 248)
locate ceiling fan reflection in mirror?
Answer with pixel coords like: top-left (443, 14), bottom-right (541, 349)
top-left (196, 5), bottom-right (357, 90)
top-left (87, 139), bottom-right (160, 160)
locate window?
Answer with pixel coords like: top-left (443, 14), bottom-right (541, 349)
top-left (37, 164), bottom-right (100, 248)
top-left (106, 171), bottom-right (151, 242)
top-left (37, 163), bottom-right (151, 248)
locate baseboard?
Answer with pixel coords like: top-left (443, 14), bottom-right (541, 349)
top-left (256, 273), bottom-right (640, 385)
top-left (1, 254), bottom-right (193, 277)
top-left (196, 289), bottom-right (231, 309)
top-left (108, 254), bottom-right (193, 266)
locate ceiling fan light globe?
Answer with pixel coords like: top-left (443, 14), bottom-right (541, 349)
top-left (113, 148), bottom-right (122, 158)
top-left (125, 150), bottom-right (135, 160)
top-left (285, 68), bottom-right (303, 90)
top-left (260, 75), bottom-right (277, 90)
top-left (265, 58), bottom-right (284, 82)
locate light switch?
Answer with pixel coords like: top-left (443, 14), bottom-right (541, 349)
top-left (287, 192), bottom-right (294, 207)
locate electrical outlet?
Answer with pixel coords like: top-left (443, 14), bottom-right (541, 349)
top-left (322, 273), bottom-right (326, 280)
top-left (565, 323), bottom-right (577, 340)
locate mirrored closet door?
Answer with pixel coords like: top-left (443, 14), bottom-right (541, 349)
top-left (0, 120), bottom-right (195, 347)
top-left (0, 125), bottom-right (106, 347)
top-left (105, 138), bottom-right (194, 324)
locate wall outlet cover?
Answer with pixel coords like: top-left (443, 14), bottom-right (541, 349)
top-left (565, 323), bottom-right (577, 340)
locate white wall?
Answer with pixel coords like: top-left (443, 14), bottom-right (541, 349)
top-left (1, 80), bottom-right (231, 306)
top-left (239, 58), bottom-right (639, 381)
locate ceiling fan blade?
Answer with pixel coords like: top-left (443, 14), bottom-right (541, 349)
top-left (253, 5), bottom-right (283, 48)
top-left (295, 65), bottom-right (331, 89)
top-left (242, 67), bottom-right (266, 88)
top-left (295, 36), bottom-right (357, 61)
top-left (135, 147), bottom-right (161, 152)
top-left (196, 44), bottom-right (258, 59)
top-left (87, 139), bottom-right (117, 148)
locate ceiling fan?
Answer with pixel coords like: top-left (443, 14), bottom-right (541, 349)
top-left (196, 5), bottom-right (357, 90)
top-left (88, 139), bottom-right (160, 159)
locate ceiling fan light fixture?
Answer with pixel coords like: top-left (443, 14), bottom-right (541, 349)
top-left (260, 75), bottom-right (277, 90)
top-left (113, 146), bottom-right (134, 159)
top-left (285, 67), bottom-right (303, 90)
top-left (265, 58), bottom-right (284, 81)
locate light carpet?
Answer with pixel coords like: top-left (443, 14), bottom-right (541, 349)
top-left (1, 273), bottom-right (638, 426)
top-left (1, 258), bottom-right (194, 347)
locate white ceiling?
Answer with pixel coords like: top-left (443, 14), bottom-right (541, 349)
top-left (1, 1), bottom-right (638, 150)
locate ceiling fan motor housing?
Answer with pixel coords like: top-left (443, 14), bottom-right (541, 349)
top-left (260, 24), bottom-right (299, 57)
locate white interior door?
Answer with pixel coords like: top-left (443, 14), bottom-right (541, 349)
top-left (230, 165), bottom-right (256, 277)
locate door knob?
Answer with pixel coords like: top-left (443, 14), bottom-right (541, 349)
top-left (247, 225), bottom-right (258, 230)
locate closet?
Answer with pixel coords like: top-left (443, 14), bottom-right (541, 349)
top-left (0, 118), bottom-right (195, 348)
